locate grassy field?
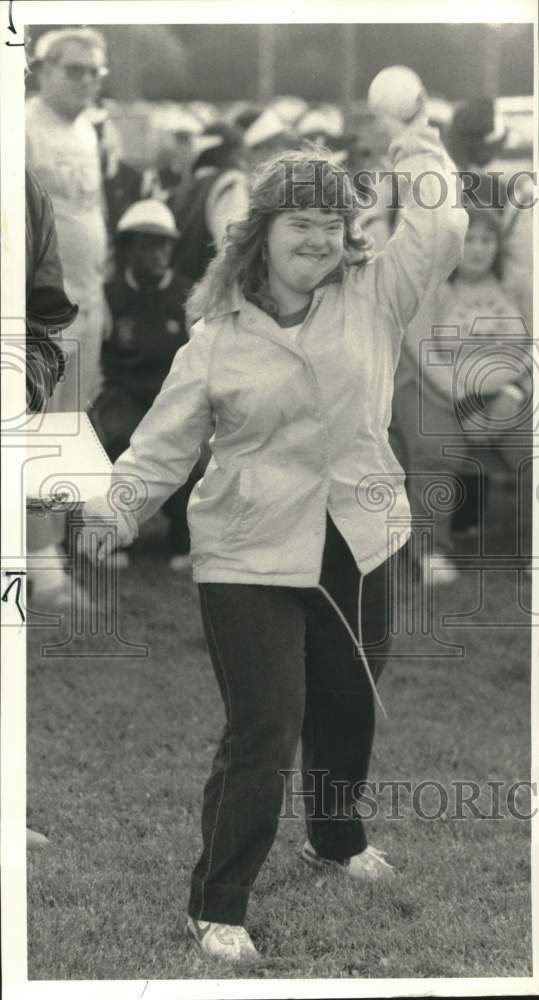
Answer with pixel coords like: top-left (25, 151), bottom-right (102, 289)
top-left (26, 480), bottom-right (533, 981)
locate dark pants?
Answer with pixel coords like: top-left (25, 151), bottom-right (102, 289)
top-left (188, 515), bottom-right (394, 925)
top-left (90, 385), bottom-right (199, 555)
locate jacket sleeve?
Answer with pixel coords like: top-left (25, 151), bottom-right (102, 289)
top-left (25, 169), bottom-right (79, 411)
top-left (367, 125), bottom-right (468, 340)
top-left (84, 321), bottom-right (213, 542)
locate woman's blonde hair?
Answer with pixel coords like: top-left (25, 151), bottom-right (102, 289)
top-left (186, 145), bottom-right (373, 326)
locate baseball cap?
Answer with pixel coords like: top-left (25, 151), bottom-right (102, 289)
top-left (243, 108), bottom-right (289, 148)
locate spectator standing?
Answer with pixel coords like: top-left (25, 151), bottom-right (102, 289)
top-left (90, 201), bottom-right (196, 570)
top-left (25, 29), bottom-right (110, 609)
top-left (25, 169), bottom-right (78, 412)
top-left (242, 108), bottom-right (297, 168)
top-left (139, 108), bottom-right (207, 208)
top-left (444, 97), bottom-right (508, 185)
top-left (26, 28), bottom-right (109, 411)
top-left (392, 205), bottom-right (530, 583)
top-left (86, 103), bottom-right (143, 237)
top-left (25, 171), bottom-right (80, 801)
top-left (25, 167), bottom-right (79, 612)
top-left (170, 123), bottom-right (251, 282)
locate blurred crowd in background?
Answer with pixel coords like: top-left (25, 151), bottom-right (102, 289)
top-left (25, 26), bottom-right (534, 602)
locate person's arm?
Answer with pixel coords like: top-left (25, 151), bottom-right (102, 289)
top-left (205, 170), bottom-right (250, 249)
top-left (363, 120), bottom-right (468, 339)
top-left (82, 321), bottom-right (214, 556)
top-left (25, 169), bottom-right (79, 411)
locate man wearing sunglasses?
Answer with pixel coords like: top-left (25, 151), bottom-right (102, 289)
top-left (26, 29), bottom-right (110, 610)
top-left (26, 28), bottom-right (109, 411)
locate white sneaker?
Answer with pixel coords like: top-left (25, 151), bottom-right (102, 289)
top-left (301, 840), bottom-right (395, 881)
top-left (347, 844), bottom-right (396, 880)
top-left (421, 552), bottom-right (459, 586)
top-left (169, 554), bottom-right (191, 573)
top-left (186, 916), bottom-right (259, 962)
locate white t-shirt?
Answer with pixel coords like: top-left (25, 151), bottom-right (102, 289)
top-left (26, 95), bottom-right (107, 309)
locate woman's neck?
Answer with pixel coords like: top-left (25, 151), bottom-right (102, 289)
top-left (273, 290), bottom-right (312, 316)
top-left (267, 274), bottom-right (312, 317)
top-left (275, 303), bottom-right (312, 328)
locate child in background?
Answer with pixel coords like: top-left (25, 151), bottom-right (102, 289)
top-left (90, 200), bottom-right (197, 570)
top-left (392, 204), bottom-right (530, 584)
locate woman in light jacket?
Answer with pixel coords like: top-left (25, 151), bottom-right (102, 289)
top-left (81, 94), bottom-right (467, 963)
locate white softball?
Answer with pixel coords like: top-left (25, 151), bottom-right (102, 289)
top-left (367, 66), bottom-right (425, 122)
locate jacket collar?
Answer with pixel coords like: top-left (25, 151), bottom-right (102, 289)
top-left (206, 283), bottom-right (244, 320)
top-left (206, 264), bottom-right (343, 322)
top-left (207, 282), bottom-right (336, 360)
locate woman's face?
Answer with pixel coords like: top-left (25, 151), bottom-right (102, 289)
top-left (266, 209), bottom-right (345, 303)
top-left (459, 219), bottom-right (499, 282)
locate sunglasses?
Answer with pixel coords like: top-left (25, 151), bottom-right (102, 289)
top-left (54, 62), bottom-right (109, 82)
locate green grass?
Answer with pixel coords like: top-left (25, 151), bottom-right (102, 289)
top-left (27, 483), bottom-right (532, 980)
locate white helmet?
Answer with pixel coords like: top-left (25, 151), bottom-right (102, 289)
top-left (116, 200), bottom-right (180, 239)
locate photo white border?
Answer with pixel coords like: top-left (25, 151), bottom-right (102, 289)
top-left (1, 1), bottom-right (537, 997)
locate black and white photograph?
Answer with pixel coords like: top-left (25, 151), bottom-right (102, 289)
top-left (1, 1), bottom-right (537, 996)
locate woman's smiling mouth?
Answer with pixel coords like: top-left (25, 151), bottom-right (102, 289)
top-left (296, 252), bottom-right (328, 260)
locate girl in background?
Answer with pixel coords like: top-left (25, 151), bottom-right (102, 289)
top-left (392, 205), bottom-right (530, 584)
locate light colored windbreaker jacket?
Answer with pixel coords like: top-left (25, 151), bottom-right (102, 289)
top-left (86, 125), bottom-right (467, 586)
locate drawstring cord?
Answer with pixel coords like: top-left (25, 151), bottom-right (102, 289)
top-left (316, 581), bottom-right (388, 720)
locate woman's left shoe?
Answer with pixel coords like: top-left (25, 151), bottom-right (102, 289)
top-left (301, 840), bottom-right (395, 881)
top-left (186, 916), bottom-right (259, 963)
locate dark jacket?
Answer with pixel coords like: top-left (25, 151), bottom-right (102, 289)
top-left (169, 171), bottom-right (218, 283)
top-left (102, 267), bottom-right (192, 402)
top-left (25, 169), bottom-right (78, 411)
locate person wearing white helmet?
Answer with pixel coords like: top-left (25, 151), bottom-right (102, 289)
top-left (90, 200), bottom-right (197, 571)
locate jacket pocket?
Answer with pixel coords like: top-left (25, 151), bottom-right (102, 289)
top-left (224, 467), bottom-right (253, 541)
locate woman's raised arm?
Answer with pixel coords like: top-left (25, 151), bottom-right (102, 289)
top-left (371, 119), bottom-right (468, 336)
